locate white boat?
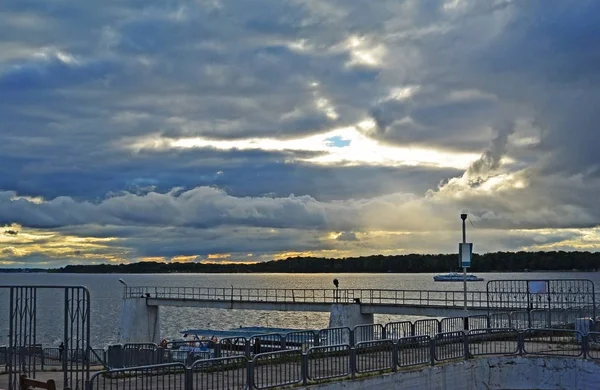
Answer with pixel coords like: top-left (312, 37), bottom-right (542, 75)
top-left (433, 272), bottom-right (484, 282)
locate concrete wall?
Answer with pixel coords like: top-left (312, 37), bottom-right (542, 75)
top-left (328, 304), bottom-right (374, 344)
top-left (117, 298), bottom-right (160, 344)
top-left (306, 357), bottom-right (600, 390)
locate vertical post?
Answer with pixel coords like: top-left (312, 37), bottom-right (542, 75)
top-left (301, 352), bottom-right (308, 386)
top-left (429, 337), bottom-right (435, 366)
top-left (461, 214), bottom-right (468, 331)
top-left (546, 281), bottom-right (552, 328)
top-left (350, 347), bottom-right (356, 379)
top-left (462, 214), bottom-right (467, 313)
top-left (8, 288), bottom-right (14, 389)
top-left (392, 341), bottom-right (398, 372)
top-left (247, 359), bottom-right (254, 390)
top-left (63, 289), bottom-right (69, 377)
top-left (182, 364), bottom-right (193, 390)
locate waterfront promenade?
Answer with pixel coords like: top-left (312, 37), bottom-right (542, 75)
top-left (2, 279), bottom-right (596, 389)
top-left (2, 327), bottom-right (595, 390)
top-left (2, 312), bottom-right (597, 389)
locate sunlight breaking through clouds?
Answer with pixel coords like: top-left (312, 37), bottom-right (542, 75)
top-left (0, 224), bottom-right (126, 264)
top-left (344, 35), bottom-right (386, 68)
top-left (125, 126), bottom-right (480, 169)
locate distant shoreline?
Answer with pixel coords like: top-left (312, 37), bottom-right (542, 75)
top-left (0, 270), bottom-right (597, 274)
top-left (2, 251), bottom-right (599, 274)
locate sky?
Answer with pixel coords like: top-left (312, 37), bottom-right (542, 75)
top-left (1, 0), bottom-right (600, 267)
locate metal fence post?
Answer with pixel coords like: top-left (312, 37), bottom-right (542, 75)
top-left (186, 352), bottom-right (194, 367)
top-left (392, 341), bottom-right (398, 372)
top-left (429, 338), bottom-right (435, 366)
top-left (247, 358), bottom-right (255, 389)
top-left (350, 347), bottom-right (356, 379)
top-left (301, 352), bottom-right (308, 386)
top-left (517, 331), bottom-right (524, 355)
top-left (350, 329), bottom-right (355, 347)
top-left (185, 366), bottom-right (193, 390)
top-left (464, 332), bottom-right (469, 360)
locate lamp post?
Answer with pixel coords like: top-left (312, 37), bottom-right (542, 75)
top-left (333, 279), bottom-right (339, 303)
top-left (461, 214), bottom-right (467, 317)
top-left (119, 278), bottom-right (128, 298)
top-left (459, 214), bottom-right (474, 331)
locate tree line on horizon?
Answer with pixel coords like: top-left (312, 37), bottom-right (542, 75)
top-left (3, 251), bottom-right (597, 273)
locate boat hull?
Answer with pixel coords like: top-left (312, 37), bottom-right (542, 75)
top-left (433, 274), bottom-right (484, 282)
top-left (433, 278), bottom-right (484, 282)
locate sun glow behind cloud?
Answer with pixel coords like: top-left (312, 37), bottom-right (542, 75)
top-left (0, 224), bottom-right (125, 264)
top-left (126, 125), bottom-right (480, 169)
top-left (344, 35), bottom-right (386, 68)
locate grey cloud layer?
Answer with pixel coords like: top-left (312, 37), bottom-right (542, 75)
top-left (1, 0), bottom-right (599, 264)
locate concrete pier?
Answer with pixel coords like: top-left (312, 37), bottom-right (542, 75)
top-left (115, 299), bottom-right (378, 345)
top-left (117, 298), bottom-right (160, 344)
top-left (328, 303), bottom-right (374, 329)
top-left (328, 303), bottom-right (374, 343)
top-left (146, 297), bottom-right (485, 317)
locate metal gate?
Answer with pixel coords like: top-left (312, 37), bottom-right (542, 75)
top-left (1, 286), bottom-right (91, 390)
top-left (486, 279), bottom-right (596, 319)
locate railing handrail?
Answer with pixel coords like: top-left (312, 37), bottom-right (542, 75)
top-left (123, 285), bottom-right (492, 307)
top-left (6, 306), bottom-right (592, 356)
top-left (125, 286), bottom-right (488, 294)
top-left (89, 328), bottom-right (594, 390)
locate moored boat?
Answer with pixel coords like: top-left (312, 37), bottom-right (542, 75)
top-left (433, 272), bottom-right (484, 282)
top-left (163, 326), bottom-right (316, 360)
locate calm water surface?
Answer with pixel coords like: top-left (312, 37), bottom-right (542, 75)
top-left (1, 272), bottom-right (599, 347)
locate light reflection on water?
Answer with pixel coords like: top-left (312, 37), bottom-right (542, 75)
top-left (1, 272), bottom-right (599, 348)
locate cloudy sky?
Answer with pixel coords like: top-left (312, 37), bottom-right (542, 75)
top-left (1, 0), bottom-right (599, 267)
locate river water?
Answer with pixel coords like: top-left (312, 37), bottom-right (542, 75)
top-left (1, 272), bottom-right (599, 347)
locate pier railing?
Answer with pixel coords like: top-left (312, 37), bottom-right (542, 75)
top-left (100, 307), bottom-right (594, 370)
top-left (89, 328), bottom-right (598, 390)
top-left (2, 307), bottom-right (592, 376)
top-left (124, 286), bottom-right (495, 308)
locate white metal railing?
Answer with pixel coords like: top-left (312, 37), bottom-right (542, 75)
top-left (124, 286), bottom-right (498, 308)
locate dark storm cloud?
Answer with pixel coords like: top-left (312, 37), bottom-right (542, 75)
top-left (361, 0), bottom-right (600, 176)
top-left (0, 56), bottom-right (115, 90)
top-left (0, 142), bottom-right (456, 201)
